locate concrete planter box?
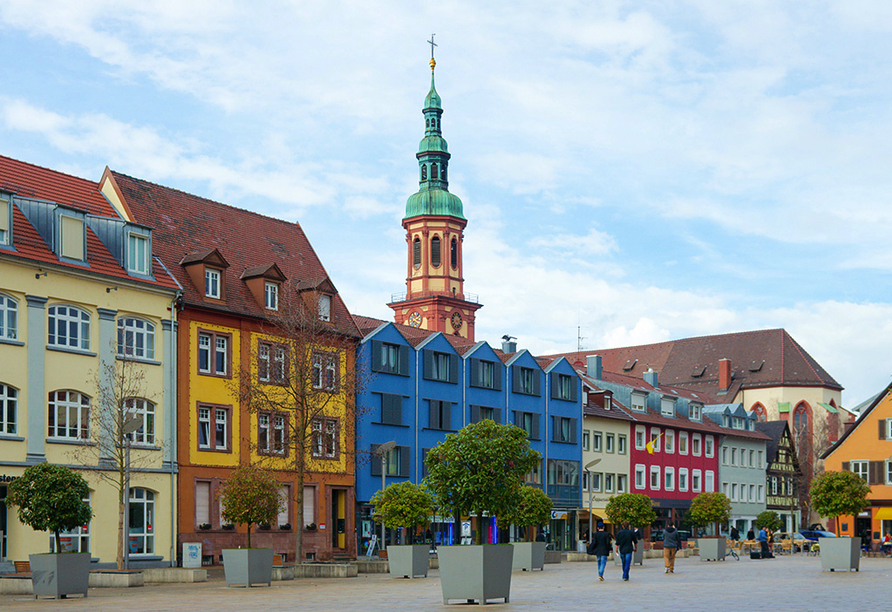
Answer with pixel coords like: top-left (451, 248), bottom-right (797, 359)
top-left (355, 559), bottom-right (390, 573)
top-left (512, 541), bottom-right (546, 571)
top-left (143, 568), bottom-right (207, 583)
top-left (438, 545), bottom-right (513, 605)
top-left (387, 545), bottom-right (429, 578)
top-left (698, 538), bottom-right (726, 562)
top-left (292, 563), bottom-right (358, 578)
top-left (820, 537), bottom-right (861, 572)
top-left (89, 570), bottom-right (144, 588)
top-left (30, 553), bottom-right (90, 599)
top-left (222, 548), bottom-right (274, 587)
top-left (544, 550), bottom-right (562, 564)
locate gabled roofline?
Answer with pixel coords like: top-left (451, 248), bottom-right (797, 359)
top-left (543, 355), bottom-right (570, 374)
top-left (505, 348), bottom-right (539, 369)
top-left (359, 320), bottom-right (397, 344)
top-left (822, 381), bottom-right (892, 459)
top-left (462, 341), bottom-right (491, 360)
top-left (416, 331), bottom-right (456, 353)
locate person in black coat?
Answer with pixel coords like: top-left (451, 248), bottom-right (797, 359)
top-left (587, 523), bottom-right (614, 581)
top-left (614, 521), bottom-right (637, 581)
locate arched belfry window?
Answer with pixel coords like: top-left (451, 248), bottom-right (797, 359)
top-left (421, 165), bottom-right (427, 180)
top-left (442, 164), bottom-right (447, 181)
top-left (413, 237), bottom-right (421, 269)
top-left (431, 236), bottom-right (441, 268)
top-left (431, 164), bottom-right (438, 180)
top-left (450, 237), bottom-right (458, 269)
top-left (426, 118), bottom-right (430, 128)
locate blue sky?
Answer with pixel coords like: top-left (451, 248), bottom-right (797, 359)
top-left (2, 1), bottom-right (892, 407)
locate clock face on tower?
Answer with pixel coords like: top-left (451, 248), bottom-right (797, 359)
top-left (450, 311), bottom-right (463, 330)
top-left (408, 311), bottom-right (422, 328)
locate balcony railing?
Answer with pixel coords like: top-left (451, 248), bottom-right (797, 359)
top-left (389, 290), bottom-right (479, 304)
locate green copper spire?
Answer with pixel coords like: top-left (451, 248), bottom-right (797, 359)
top-left (404, 42), bottom-right (464, 221)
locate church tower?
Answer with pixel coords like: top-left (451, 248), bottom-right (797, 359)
top-left (388, 42), bottom-right (482, 340)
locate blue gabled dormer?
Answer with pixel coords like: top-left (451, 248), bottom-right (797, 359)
top-left (416, 332), bottom-right (463, 437)
top-left (505, 350), bottom-right (545, 443)
top-left (464, 341), bottom-right (506, 426)
top-left (543, 356), bottom-right (583, 508)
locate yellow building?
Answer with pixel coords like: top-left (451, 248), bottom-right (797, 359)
top-left (0, 155), bottom-right (180, 567)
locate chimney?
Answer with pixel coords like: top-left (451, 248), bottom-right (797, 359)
top-left (644, 367), bottom-right (658, 388)
top-left (718, 358), bottom-right (731, 390)
top-left (501, 338), bottom-right (517, 353)
top-left (586, 355), bottom-right (602, 379)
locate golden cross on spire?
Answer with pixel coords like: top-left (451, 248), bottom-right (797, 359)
top-left (428, 34), bottom-right (437, 69)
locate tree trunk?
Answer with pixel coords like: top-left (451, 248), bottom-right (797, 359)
top-left (295, 440), bottom-right (305, 563)
top-left (117, 500), bottom-right (125, 570)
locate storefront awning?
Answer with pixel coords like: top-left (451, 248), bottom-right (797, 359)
top-left (874, 507), bottom-right (892, 521)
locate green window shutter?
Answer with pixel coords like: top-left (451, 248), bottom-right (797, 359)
top-left (442, 402), bottom-right (452, 430)
top-left (399, 446), bottom-right (411, 478)
top-left (493, 364), bottom-right (502, 391)
top-left (531, 414), bottom-right (540, 440)
top-left (512, 366), bottom-right (521, 392)
top-left (370, 444), bottom-right (382, 476)
top-left (423, 349), bottom-right (434, 380)
top-left (470, 405), bottom-right (480, 423)
top-left (493, 408), bottom-right (502, 424)
top-left (429, 400), bottom-right (440, 429)
top-left (371, 340), bottom-right (383, 372)
top-left (532, 370), bottom-right (541, 397)
top-left (551, 416), bottom-right (558, 442)
top-left (470, 358), bottom-right (480, 387)
top-left (569, 377), bottom-right (578, 402)
top-left (398, 345), bottom-right (410, 376)
top-left (382, 394), bottom-right (402, 425)
top-left (550, 372), bottom-right (558, 399)
top-left (449, 354), bottom-right (459, 384)
top-left (570, 418), bottom-right (578, 444)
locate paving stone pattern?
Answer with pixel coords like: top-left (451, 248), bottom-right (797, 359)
top-left (2, 555), bottom-right (890, 611)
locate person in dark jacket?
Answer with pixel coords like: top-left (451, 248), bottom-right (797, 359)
top-left (614, 521), bottom-right (637, 581)
top-left (587, 523), bottom-right (614, 581)
top-left (730, 526), bottom-right (740, 541)
top-left (747, 527), bottom-right (755, 541)
top-left (758, 526), bottom-right (770, 558)
top-left (663, 521), bottom-right (680, 573)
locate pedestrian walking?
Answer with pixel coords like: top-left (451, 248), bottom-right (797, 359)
top-left (730, 526), bottom-right (740, 541)
top-left (663, 521), bottom-right (680, 573)
top-left (758, 526), bottom-right (770, 558)
top-left (614, 521), bottom-right (637, 581)
top-left (587, 522), bottom-right (613, 582)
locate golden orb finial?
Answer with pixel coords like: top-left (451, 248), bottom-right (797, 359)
top-left (430, 58), bottom-right (436, 69)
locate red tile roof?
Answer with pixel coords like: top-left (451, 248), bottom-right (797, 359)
top-left (0, 155), bottom-right (178, 291)
top-left (108, 171), bottom-right (359, 337)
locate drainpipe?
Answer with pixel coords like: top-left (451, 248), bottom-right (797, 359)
top-left (415, 346), bottom-right (419, 483)
top-left (168, 291), bottom-right (181, 567)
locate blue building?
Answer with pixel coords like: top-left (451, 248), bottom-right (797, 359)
top-left (353, 317), bottom-right (582, 551)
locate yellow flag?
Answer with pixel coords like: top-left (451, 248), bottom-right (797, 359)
top-left (646, 431), bottom-right (664, 455)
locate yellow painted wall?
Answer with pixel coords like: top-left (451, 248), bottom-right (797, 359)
top-left (581, 415), bottom-right (631, 514)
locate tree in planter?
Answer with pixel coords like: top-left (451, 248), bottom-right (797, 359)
top-left (371, 481), bottom-right (435, 541)
top-left (809, 470), bottom-right (871, 534)
top-left (503, 486), bottom-right (552, 542)
top-left (218, 464), bottom-right (284, 548)
top-left (605, 493), bottom-right (657, 531)
top-left (424, 420), bottom-right (540, 545)
top-left (235, 281), bottom-right (366, 563)
top-left (754, 510), bottom-right (783, 533)
top-left (6, 463), bottom-right (93, 553)
top-left (688, 492), bottom-right (731, 537)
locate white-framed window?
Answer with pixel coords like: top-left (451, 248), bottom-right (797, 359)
top-left (265, 282), bottom-right (279, 310)
top-left (757, 450), bottom-right (763, 468)
top-left (582, 430), bottom-right (590, 451)
top-left (258, 412), bottom-right (287, 455)
top-left (605, 473), bottom-right (615, 493)
top-left (679, 468), bottom-right (688, 491)
top-left (124, 398), bottom-right (155, 445)
top-left (733, 416), bottom-right (744, 429)
top-left (618, 434), bottom-right (627, 454)
top-left (0, 194), bottom-right (9, 245)
top-left (48, 305), bottom-right (91, 350)
top-left (205, 268), bottom-right (221, 298)
top-left (649, 427), bottom-right (661, 452)
top-left (749, 449), bottom-right (755, 467)
top-left (635, 425), bottom-right (646, 450)
top-left (617, 474), bottom-right (627, 493)
top-left (705, 435), bottom-right (714, 458)
top-left (312, 351), bottom-right (339, 391)
top-left (128, 488), bottom-right (155, 554)
top-left (650, 465), bottom-right (661, 491)
top-left (606, 433), bottom-right (615, 453)
top-left (731, 447), bottom-right (738, 465)
top-left (731, 483), bottom-right (738, 501)
top-left (590, 472), bottom-right (602, 492)
top-left (749, 484), bottom-right (755, 502)
top-left (127, 232), bottom-right (150, 275)
top-left (665, 430), bottom-right (675, 454)
top-left (679, 431), bottom-right (688, 455)
top-left (51, 491), bottom-right (90, 553)
top-left (312, 417), bottom-right (338, 459)
top-left (635, 464), bottom-right (646, 489)
top-left (0, 293), bottom-right (18, 340)
top-left (661, 397), bottom-right (675, 417)
top-left (722, 482), bottom-right (729, 497)
top-left (198, 331), bottom-right (229, 376)
top-left (757, 484), bottom-right (764, 502)
top-left (582, 470), bottom-right (589, 491)
top-left (318, 294), bottom-right (332, 321)
top-left (722, 446), bottom-right (728, 465)
top-left (117, 317), bottom-right (156, 360)
top-left (593, 431), bottom-right (602, 452)
top-left (692, 433), bottom-right (702, 456)
top-left (0, 383), bottom-right (17, 434)
top-left (47, 390), bottom-right (89, 439)
top-left (692, 469), bottom-right (702, 493)
top-left (664, 466), bottom-right (675, 491)
top-left (689, 404), bottom-right (702, 421)
top-left (771, 476), bottom-right (778, 495)
top-left (705, 470), bottom-right (714, 492)
top-left (198, 405), bottom-right (229, 451)
top-left (886, 418), bottom-right (892, 440)
top-left (851, 460), bottom-right (868, 481)
top-left (630, 393), bottom-right (646, 412)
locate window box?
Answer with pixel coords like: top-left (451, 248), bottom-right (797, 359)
top-left (222, 523), bottom-right (235, 531)
top-left (279, 523), bottom-right (292, 531)
top-left (198, 523), bottom-right (212, 531)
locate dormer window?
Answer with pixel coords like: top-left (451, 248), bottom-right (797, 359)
top-left (265, 282), bottom-right (279, 311)
top-left (630, 393), bottom-right (646, 412)
top-left (127, 232), bottom-right (150, 275)
top-left (60, 215), bottom-right (85, 261)
top-left (661, 397), bottom-right (675, 417)
top-left (689, 404), bottom-right (702, 421)
top-left (205, 269), bottom-right (221, 298)
top-left (0, 194), bottom-right (10, 246)
top-left (318, 294), bottom-right (331, 321)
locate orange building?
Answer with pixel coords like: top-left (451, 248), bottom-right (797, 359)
top-left (822, 381), bottom-right (892, 549)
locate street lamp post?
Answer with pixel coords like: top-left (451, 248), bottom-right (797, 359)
top-left (375, 441), bottom-right (397, 556)
top-left (121, 413), bottom-right (143, 570)
top-left (584, 458), bottom-right (602, 545)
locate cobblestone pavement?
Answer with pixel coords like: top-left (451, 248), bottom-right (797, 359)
top-left (2, 554), bottom-right (891, 611)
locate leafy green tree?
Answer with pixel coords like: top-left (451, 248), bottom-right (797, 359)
top-left (424, 420), bottom-right (540, 544)
top-left (218, 464), bottom-right (284, 548)
top-left (605, 493), bottom-right (657, 528)
top-left (6, 463), bottom-right (93, 553)
top-left (754, 510), bottom-right (782, 533)
top-left (503, 486), bottom-right (553, 541)
top-left (688, 492), bottom-right (731, 535)
top-left (371, 481), bottom-right (435, 537)
top-left (809, 470), bottom-right (871, 530)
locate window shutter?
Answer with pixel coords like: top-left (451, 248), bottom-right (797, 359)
top-left (429, 400), bottom-right (440, 429)
top-left (513, 366), bottom-right (521, 392)
top-left (531, 414), bottom-right (540, 440)
top-left (470, 405), bottom-right (480, 423)
top-left (400, 445), bottom-right (411, 477)
top-left (550, 373), bottom-right (559, 399)
top-left (470, 359), bottom-right (480, 387)
top-left (371, 341), bottom-right (382, 372)
top-left (570, 418), bottom-right (578, 444)
top-left (881, 419), bottom-right (887, 440)
top-left (532, 370), bottom-right (541, 396)
top-left (551, 416), bottom-right (558, 442)
top-left (370, 444), bottom-right (382, 476)
top-left (423, 350), bottom-right (433, 380)
top-left (870, 461), bottom-right (883, 485)
top-left (442, 402), bottom-right (451, 430)
top-left (493, 408), bottom-right (502, 424)
top-left (569, 378), bottom-right (578, 402)
top-left (399, 345), bottom-right (410, 376)
top-left (449, 354), bottom-right (459, 383)
top-left (842, 461), bottom-right (850, 472)
top-left (303, 486), bottom-right (315, 526)
top-left (422, 448), bottom-right (430, 478)
top-left (195, 482), bottom-right (210, 524)
top-left (493, 364), bottom-right (502, 391)
top-left (512, 410), bottom-right (519, 426)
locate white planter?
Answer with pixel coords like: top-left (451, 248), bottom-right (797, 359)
top-left (819, 537), bottom-right (861, 572)
top-left (511, 541), bottom-right (546, 571)
top-left (386, 545), bottom-right (429, 578)
top-left (697, 538), bottom-right (726, 562)
top-left (30, 553), bottom-right (90, 599)
top-left (437, 545), bottom-right (513, 605)
top-left (222, 548), bottom-right (274, 587)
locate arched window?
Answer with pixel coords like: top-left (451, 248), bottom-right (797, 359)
top-left (793, 402), bottom-right (810, 439)
top-left (48, 390), bottom-right (90, 440)
top-left (0, 293), bottom-right (18, 340)
top-left (450, 237), bottom-right (458, 269)
top-left (117, 317), bottom-right (156, 360)
top-left (431, 236), bottom-right (441, 268)
top-left (751, 403), bottom-right (767, 422)
top-left (421, 165), bottom-right (427, 180)
top-left (426, 118), bottom-right (430, 128)
top-left (441, 164), bottom-right (447, 181)
top-left (827, 411), bottom-right (840, 442)
top-left (0, 383), bottom-right (17, 434)
top-left (431, 163), bottom-right (438, 179)
top-left (48, 305), bottom-right (91, 350)
top-left (128, 488), bottom-right (155, 554)
top-left (124, 398), bottom-right (156, 445)
top-left (413, 237), bottom-right (421, 269)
